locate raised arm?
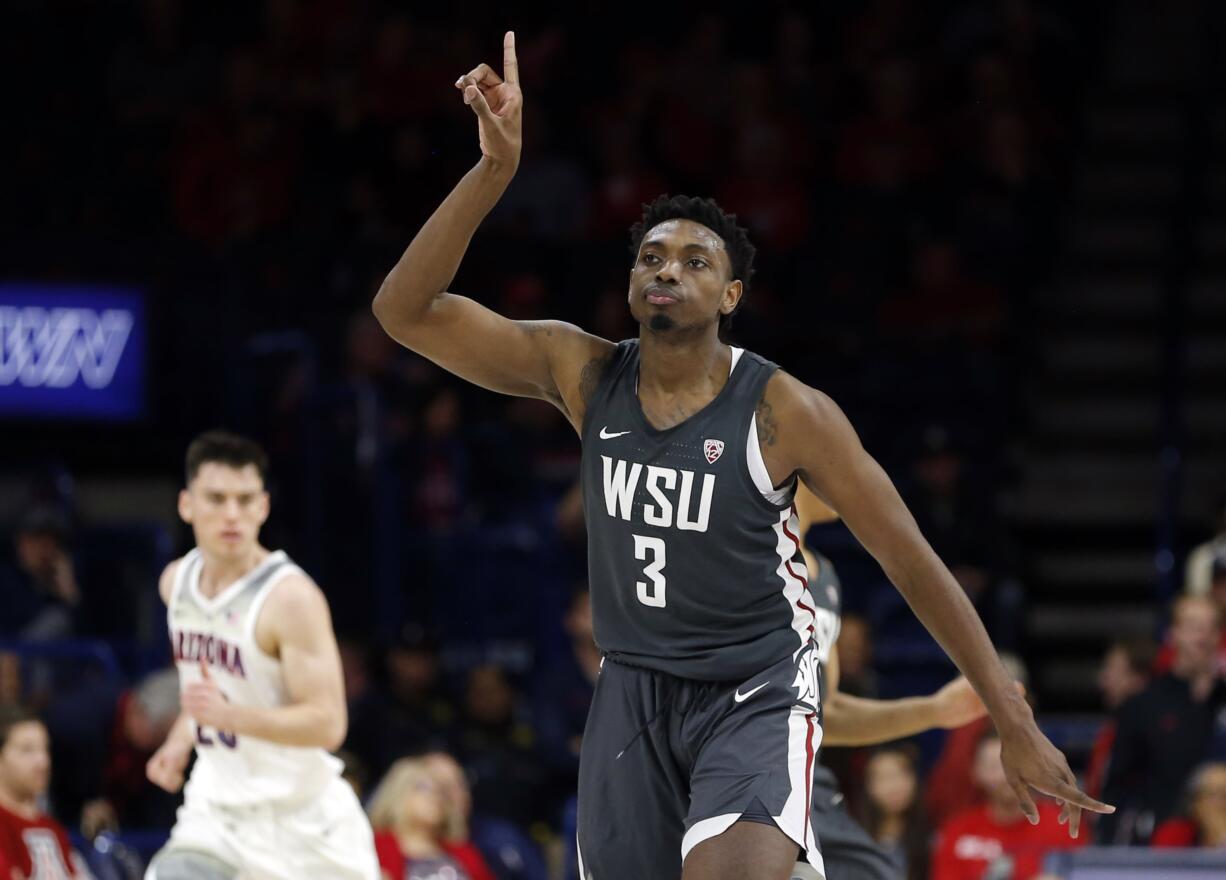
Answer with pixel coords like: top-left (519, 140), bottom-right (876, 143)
top-left (762, 372), bottom-right (1112, 836)
top-left (371, 31), bottom-right (612, 430)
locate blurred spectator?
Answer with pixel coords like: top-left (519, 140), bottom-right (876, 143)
top-left (1151, 762), bottom-right (1226, 848)
top-left (421, 753), bottom-right (490, 874)
top-left (1184, 498), bottom-right (1226, 597)
top-left (450, 664), bottom-right (547, 830)
top-left (0, 507), bottom-right (80, 640)
top-left (1084, 638), bottom-right (1156, 802)
top-left (1159, 550), bottom-right (1226, 675)
top-left (857, 745), bottom-right (928, 880)
top-left (931, 728), bottom-right (1083, 880)
top-left (369, 756), bottom-right (490, 880)
top-left (373, 627), bottom-right (456, 776)
top-left (926, 654), bottom-right (1030, 829)
top-left (533, 588), bottom-right (598, 776)
top-left (408, 386), bottom-right (471, 532)
top-left (0, 705), bottom-right (92, 877)
top-left (1099, 597), bottom-right (1226, 844)
top-left (900, 427), bottom-right (1021, 650)
top-left (47, 667), bottom-right (181, 833)
top-left (836, 613), bottom-right (878, 699)
top-left (424, 752), bottom-right (546, 880)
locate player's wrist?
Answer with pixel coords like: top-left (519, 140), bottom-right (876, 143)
top-left (477, 154), bottom-right (518, 181)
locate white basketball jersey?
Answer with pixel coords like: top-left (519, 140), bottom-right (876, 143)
top-left (168, 549), bottom-right (343, 806)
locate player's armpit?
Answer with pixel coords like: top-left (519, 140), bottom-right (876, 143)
top-left (374, 291), bottom-right (614, 430)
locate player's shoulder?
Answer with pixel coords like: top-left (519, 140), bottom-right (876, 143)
top-left (758, 370), bottom-right (853, 454)
top-left (262, 565), bottom-right (328, 617)
top-left (158, 552), bottom-right (194, 603)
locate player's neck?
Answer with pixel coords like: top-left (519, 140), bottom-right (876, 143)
top-left (637, 329), bottom-right (729, 397)
top-left (0, 785), bottom-right (38, 820)
top-left (197, 544), bottom-right (271, 597)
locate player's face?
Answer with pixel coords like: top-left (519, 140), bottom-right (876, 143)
top-left (1172, 600), bottom-right (1221, 672)
top-left (179, 463), bottom-right (269, 561)
top-left (629, 219), bottom-right (742, 335)
top-left (0, 722), bottom-right (51, 802)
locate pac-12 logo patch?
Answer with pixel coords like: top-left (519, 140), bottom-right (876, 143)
top-left (704, 438), bottom-right (725, 464)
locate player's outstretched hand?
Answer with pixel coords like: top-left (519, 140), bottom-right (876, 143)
top-left (1000, 721), bottom-right (1114, 839)
top-left (146, 739), bottom-right (190, 793)
top-left (454, 31), bottom-right (522, 171)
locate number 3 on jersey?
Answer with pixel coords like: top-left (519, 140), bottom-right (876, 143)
top-left (632, 534), bottom-right (666, 607)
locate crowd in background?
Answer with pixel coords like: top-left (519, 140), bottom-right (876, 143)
top-left (3, 1), bottom-right (1225, 878)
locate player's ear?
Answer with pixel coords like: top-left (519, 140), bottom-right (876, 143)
top-left (720, 279), bottom-right (743, 318)
top-left (255, 490), bottom-right (271, 526)
top-left (178, 489), bottom-right (193, 524)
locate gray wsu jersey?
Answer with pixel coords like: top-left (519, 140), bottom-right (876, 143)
top-left (580, 340), bottom-right (817, 682)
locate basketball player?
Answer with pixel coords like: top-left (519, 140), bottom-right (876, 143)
top-left (790, 486), bottom-right (1000, 880)
top-left (371, 32), bottom-right (1111, 879)
top-left (143, 431), bottom-right (378, 879)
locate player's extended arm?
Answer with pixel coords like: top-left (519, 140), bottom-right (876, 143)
top-left (822, 640), bottom-right (992, 746)
top-left (761, 372), bottom-right (1112, 835)
top-left (182, 576), bottom-right (348, 750)
top-left (371, 31), bottom-right (612, 429)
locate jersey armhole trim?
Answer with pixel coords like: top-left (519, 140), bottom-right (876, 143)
top-left (747, 412), bottom-right (795, 508)
top-left (244, 565), bottom-right (303, 661)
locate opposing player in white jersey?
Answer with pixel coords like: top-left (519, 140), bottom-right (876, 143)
top-left (144, 430), bottom-right (379, 880)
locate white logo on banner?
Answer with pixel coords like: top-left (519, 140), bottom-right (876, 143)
top-left (0, 306), bottom-right (133, 389)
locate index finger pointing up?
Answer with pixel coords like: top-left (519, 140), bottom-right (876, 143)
top-left (503, 31), bottom-right (519, 85)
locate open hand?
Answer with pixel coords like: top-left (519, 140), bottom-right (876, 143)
top-left (454, 31), bottom-right (522, 171)
top-left (1000, 720), bottom-right (1114, 839)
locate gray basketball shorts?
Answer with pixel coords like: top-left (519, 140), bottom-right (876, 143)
top-left (576, 652), bottom-right (824, 878)
top-left (806, 774), bottom-right (902, 880)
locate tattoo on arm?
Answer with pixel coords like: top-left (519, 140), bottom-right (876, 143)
top-left (756, 396), bottom-right (778, 447)
top-left (578, 353), bottom-right (613, 406)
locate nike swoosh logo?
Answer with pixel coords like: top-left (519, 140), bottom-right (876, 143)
top-left (734, 681), bottom-right (769, 703)
top-left (600, 427), bottom-right (631, 439)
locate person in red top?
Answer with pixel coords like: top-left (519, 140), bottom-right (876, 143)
top-left (368, 756), bottom-right (494, 880)
top-left (1152, 762), bottom-right (1226, 848)
top-left (932, 729), bottom-right (1084, 880)
top-left (1084, 638), bottom-right (1155, 802)
top-left (0, 704), bottom-right (90, 879)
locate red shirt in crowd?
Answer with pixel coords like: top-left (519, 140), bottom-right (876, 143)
top-left (0, 801), bottom-right (82, 878)
top-left (1151, 817), bottom-right (1200, 847)
top-left (374, 829), bottom-right (495, 880)
top-left (931, 802), bottom-right (1083, 880)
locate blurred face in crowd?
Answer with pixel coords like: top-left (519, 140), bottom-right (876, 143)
top-left (465, 664), bottom-right (515, 726)
top-left (1190, 764), bottom-right (1226, 840)
top-left (836, 615), bottom-right (873, 679)
top-left (1171, 598), bottom-right (1221, 677)
top-left (565, 591), bottom-right (593, 645)
top-left (865, 750), bottom-right (917, 818)
top-left (425, 752), bottom-right (472, 821)
top-left (400, 768), bottom-right (446, 833)
top-left (0, 721), bottom-right (51, 804)
top-left (179, 463), bottom-right (269, 562)
top-left (972, 735), bottom-right (1017, 813)
top-left (386, 645), bottom-right (438, 702)
top-left (629, 219), bottom-right (741, 336)
top-left (1097, 646), bottom-right (1148, 711)
top-left (14, 529), bottom-right (62, 579)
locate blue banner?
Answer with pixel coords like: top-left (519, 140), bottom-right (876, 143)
top-left (0, 283), bottom-right (147, 420)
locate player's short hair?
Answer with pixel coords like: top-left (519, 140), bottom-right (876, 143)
top-left (185, 430), bottom-right (269, 486)
top-left (629, 195), bottom-right (757, 332)
top-left (0, 705), bottom-right (40, 751)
